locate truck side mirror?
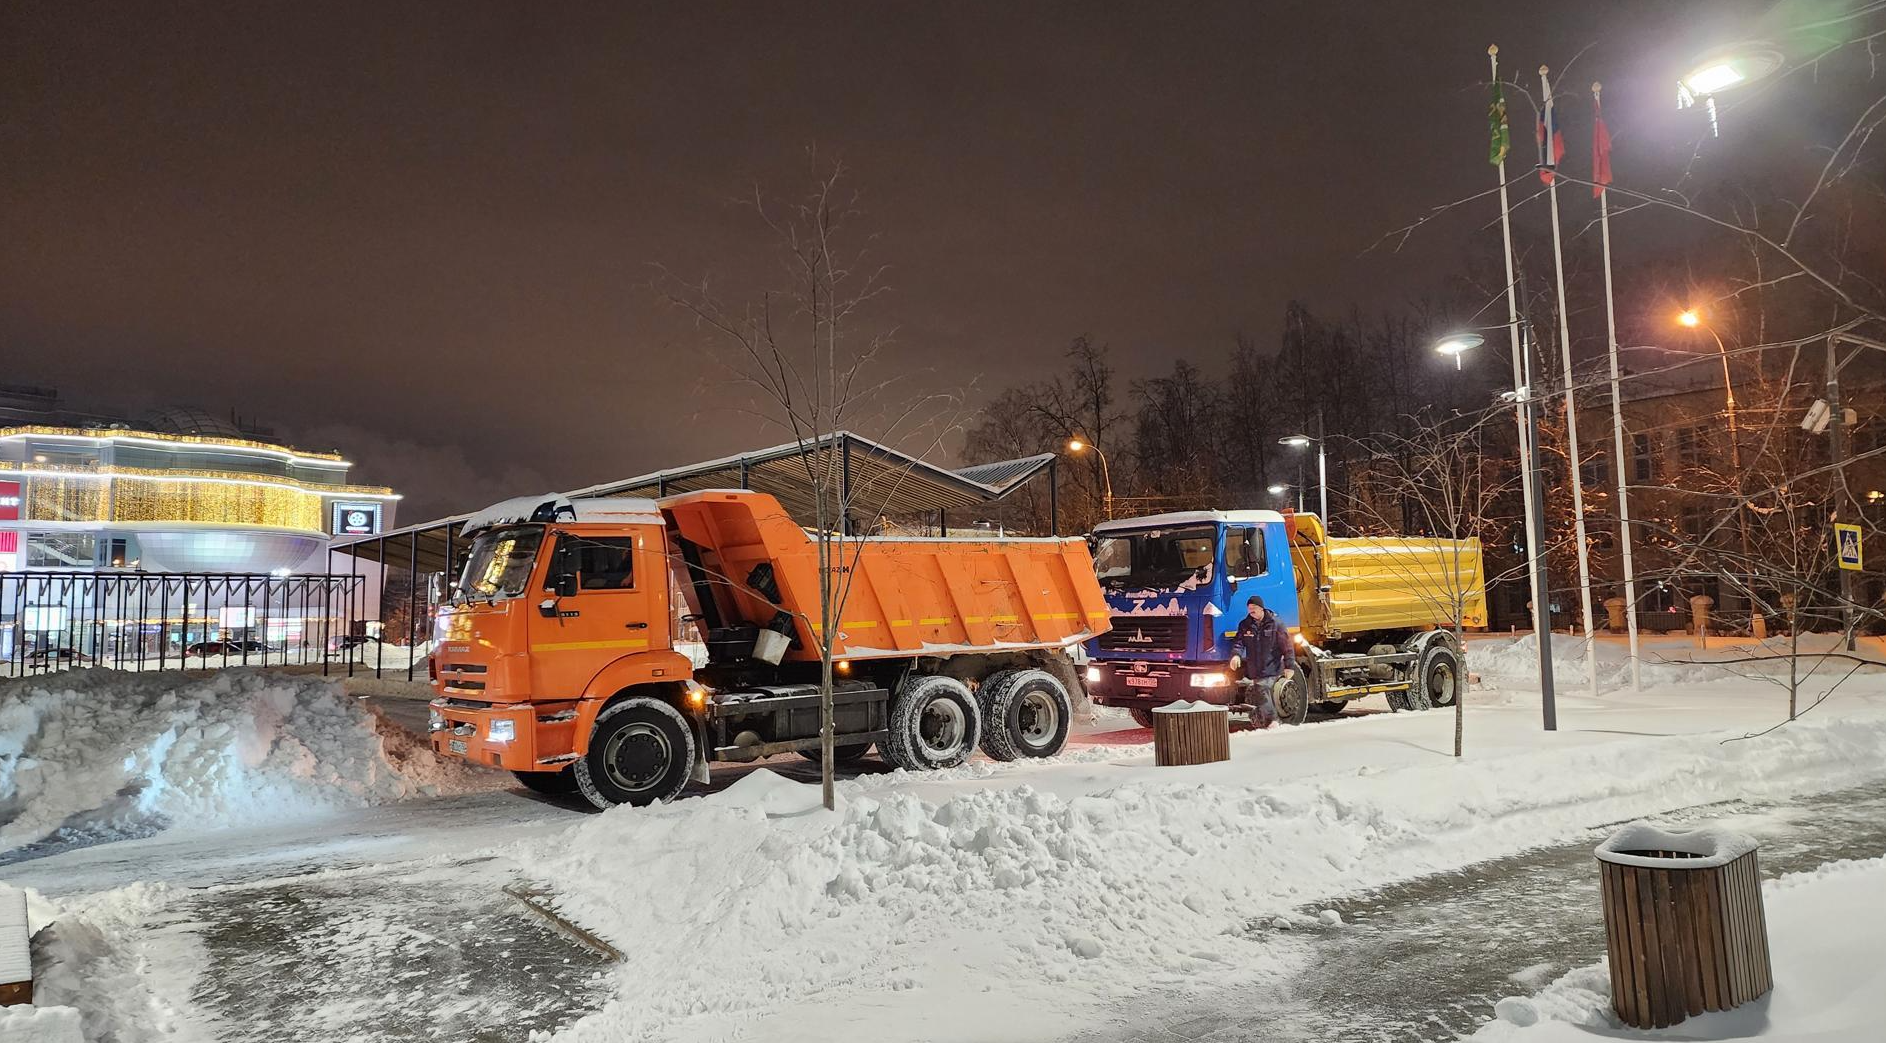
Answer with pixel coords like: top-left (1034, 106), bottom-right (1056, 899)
top-left (554, 573), bottom-right (579, 598)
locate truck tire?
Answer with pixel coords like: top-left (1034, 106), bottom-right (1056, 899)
top-left (574, 697), bottom-right (696, 809)
top-left (512, 766), bottom-right (580, 796)
top-left (1413, 639), bottom-right (1464, 709)
top-left (1273, 673), bottom-right (1309, 726)
top-left (1129, 707), bottom-right (1157, 729)
top-left (977, 669), bottom-right (1072, 761)
top-left (797, 742), bottom-right (874, 765)
top-left (883, 675), bottom-right (981, 771)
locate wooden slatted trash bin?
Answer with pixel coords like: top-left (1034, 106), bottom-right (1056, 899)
top-left (0, 885), bottom-right (30, 1006)
top-left (1596, 824), bottom-right (1772, 1030)
top-left (1152, 700), bottom-right (1230, 766)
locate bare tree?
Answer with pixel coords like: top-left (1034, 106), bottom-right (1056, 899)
top-left (660, 158), bottom-right (962, 809)
top-left (1345, 407), bottom-right (1520, 756)
top-left (964, 336), bottom-right (1128, 533)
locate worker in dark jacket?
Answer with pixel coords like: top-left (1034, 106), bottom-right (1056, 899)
top-left (1227, 595), bottom-right (1297, 727)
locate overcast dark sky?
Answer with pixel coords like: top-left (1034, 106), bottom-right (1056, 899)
top-left (1, 0), bottom-right (1789, 519)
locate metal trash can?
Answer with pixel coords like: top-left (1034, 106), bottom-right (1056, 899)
top-left (1596, 824), bottom-right (1772, 1029)
top-left (1152, 700), bottom-right (1230, 766)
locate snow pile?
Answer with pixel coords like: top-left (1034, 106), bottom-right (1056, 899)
top-left (1469, 633), bottom-right (1721, 688)
top-left (1471, 853), bottom-right (1886, 1041)
top-left (25, 881), bottom-right (209, 1043)
top-left (0, 1004), bottom-right (83, 1043)
top-left (530, 703), bottom-right (1886, 1043)
top-left (1468, 632), bottom-right (1886, 692)
top-left (0, 669), bottom-right (487, 853)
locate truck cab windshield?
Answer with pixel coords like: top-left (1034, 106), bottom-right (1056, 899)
top-left (1094, 526), bottom-right (1217, 590)
top-left (457, 525), bottom-right (545, 600)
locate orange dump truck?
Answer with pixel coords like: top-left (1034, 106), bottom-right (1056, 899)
top-left (428, 489), bottom-right (1110, 808)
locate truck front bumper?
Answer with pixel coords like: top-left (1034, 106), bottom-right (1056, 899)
top-left (428, 697), bottom-right (581, 772)
top-left (1086, 660), bottom-right (1238, 709)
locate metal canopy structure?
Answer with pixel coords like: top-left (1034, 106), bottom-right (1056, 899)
top-left (334, 431), bottom-right (1060, 575)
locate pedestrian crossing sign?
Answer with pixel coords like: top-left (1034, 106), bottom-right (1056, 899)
top-left (1835, 523), bottom-right (1863, 571)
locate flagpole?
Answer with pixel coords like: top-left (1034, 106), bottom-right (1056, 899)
top-left (1593, 81), bottom-right (1642, 693)
top-left (1491, 45), bottom-right (1556, 727)
top-left (1539, 64), bottom-right (1599, 697)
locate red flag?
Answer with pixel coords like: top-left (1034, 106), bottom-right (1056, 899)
top-left (1592, 95), bottom-right (1613, 198)
top-left (1536, 98), bottom-right (1565, 185)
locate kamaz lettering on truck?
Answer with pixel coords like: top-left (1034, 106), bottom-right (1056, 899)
top-left (1083, 509), bottom-right (1486, 725)
top-left (428, 490), bottom-right (1110, 808)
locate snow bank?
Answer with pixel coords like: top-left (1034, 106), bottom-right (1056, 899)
top-left (0, 669), bottom-right (488, 854)
top-left (1471, 853), bottom-right (1886, 1041)
top-left (529, 701), bottom-right (1886, 1043)
top-left (1469, 631), bottom-right (1886, 691)
top-left (25, 881), bottom-right (208, 1043)
top-left (0, 1004), bottom-right (83, 1043)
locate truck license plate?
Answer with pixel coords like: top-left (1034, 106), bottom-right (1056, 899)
top-left (1124, 676), bottom-right (1159, 689)
top-left (448, 739), bottom-right (468, 754)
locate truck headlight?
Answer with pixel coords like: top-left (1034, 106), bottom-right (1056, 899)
top-left (488, 719), bottom-right (516, 743)
top-left (428, 707), bottom-right (445, 732)
top-left (1190, 672), bottom-right (1228, 688)
top-left (1085, 666), bottom-right (1103, 684)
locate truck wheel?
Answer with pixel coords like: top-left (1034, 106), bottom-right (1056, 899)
top-left (574, 697), bottom-right (696, 809)
top-left (977, 669), bottom-right (1072, 761)
top-left (1273, 674), bottom-right (1309, 726)
top-left (512, 766), bottom-right (580, 796)
top-left (797, 742), bottom-right (874, 764)
top-left (1413, 640), bottom-right (1464, 709)
top-left (883, 675), bottom-right (981, 771)
top-left (1129, 707), bottom-right (1157, 729)
top-left (1387, 684), bottom-right (1432, 712)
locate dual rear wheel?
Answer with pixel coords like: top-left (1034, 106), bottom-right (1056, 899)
top-left (567, 667), bottom-right (1077, 809)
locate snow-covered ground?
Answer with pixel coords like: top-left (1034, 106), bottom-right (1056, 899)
top-left (0, 669), bottom-right (495, 858)
top-left (1472, 853), bottom-right (1886, 1042)
top-left (0, 632), bottom-right (1881, 1042)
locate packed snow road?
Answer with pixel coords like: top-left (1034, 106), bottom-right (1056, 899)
top-left (1099, 781), bottom-right (1886, 1043)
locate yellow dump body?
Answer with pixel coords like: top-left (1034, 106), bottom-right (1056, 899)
top-left (663, 490), bottom-right (1112, 660)
top-left (1288, 513), bottom-right (1487, 641)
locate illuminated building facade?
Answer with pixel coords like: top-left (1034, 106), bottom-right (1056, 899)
top-left (0, 420), bottom-right (397, 573)
top-left (0, 396), bottom-right (401, 664)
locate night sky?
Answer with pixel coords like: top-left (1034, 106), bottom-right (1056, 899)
top-left (2, 1), bottom-right (1781, 520)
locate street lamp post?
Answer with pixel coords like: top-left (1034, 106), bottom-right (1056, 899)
top-left (1823, 329), bottom-right (1886, 650)
top-left (1278, 411), bottom-right (1328, 524)
top-left (1435, 329), bottom-right (1557, 728)
top-left (1677, 309), bottom-right (1754, 597)
top-left (1066, 438), bottom-right (1114, 521)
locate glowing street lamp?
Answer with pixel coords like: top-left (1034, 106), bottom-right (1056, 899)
top-left (1277, 421), bottom-right (1328, 523)
top-left (1677, 43), bottom-right (1782, 136)
top-left (1065, 438), bottom-right (1114, 521)
top-left (1674, 308), bottom-right (1748, 560)
top-left (1434, 332), bottom-right (1485, 371)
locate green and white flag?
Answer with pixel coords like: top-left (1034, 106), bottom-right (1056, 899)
top-left (1489, 81), bottom-right (1511, 165)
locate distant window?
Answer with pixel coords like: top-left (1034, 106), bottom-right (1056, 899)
top-left (1676, 425), bottom-right (1709, 470)
top-left (1581, 450), bottom-right (1607, 487)
top-left (25, 532), bottom-right (96, 568)
top-left (553, 536), bottom-right (637, 591)
top-left (1225, 526), bottom-right (1267, 577)
top-left (1632, 433), bottom-right (1655, 482)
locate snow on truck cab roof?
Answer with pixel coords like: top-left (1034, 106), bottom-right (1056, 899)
top-left (1092, 509), bottom-right (1287, 534)
top-left (463, 494), bottom-right (663, 533)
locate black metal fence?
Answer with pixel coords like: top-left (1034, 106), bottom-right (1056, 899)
top-left (1, 571), bottom-right (367, 678)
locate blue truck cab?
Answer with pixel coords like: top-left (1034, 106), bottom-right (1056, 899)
top-left (1082, 510), bottom-right (1303, 718)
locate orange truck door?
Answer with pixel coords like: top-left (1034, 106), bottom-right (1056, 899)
top-left (526, 525), bottom-right (670, 698)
